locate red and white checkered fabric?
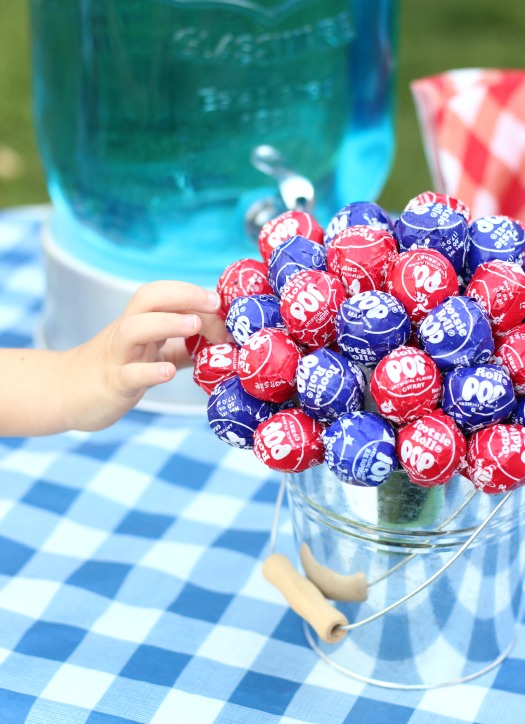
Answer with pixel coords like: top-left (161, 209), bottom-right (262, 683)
top-left (411, 68), bottom-right (525, 221)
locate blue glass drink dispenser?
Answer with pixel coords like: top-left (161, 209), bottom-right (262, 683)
top-left (29, 0), bottom-right (399, 410)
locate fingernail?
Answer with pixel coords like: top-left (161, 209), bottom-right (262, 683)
top-left (207, 291), bottom-right (221, 310)
top-left (185, 314), bottom-right (198, 331)
top-left (159, 363), bottom-right (174, 380)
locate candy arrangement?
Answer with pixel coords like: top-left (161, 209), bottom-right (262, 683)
top-left (189, 196), bottom-right (525, 495)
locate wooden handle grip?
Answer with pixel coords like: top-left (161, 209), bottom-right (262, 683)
top-left (300, 543), bottom-right (368, 603)
top-left (263, 553), bottom-right (348, 643)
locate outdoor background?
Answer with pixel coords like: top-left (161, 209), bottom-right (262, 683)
top-left (1, 1), bottom-right (525, 213)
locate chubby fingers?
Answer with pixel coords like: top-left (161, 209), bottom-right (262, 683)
top-left (115, 311), bottom-right (202, 354)
top-left (125, 281), bottom-right (221, 316)
top-left (198, 311), bottom-right (230, 344)
top-left (117, 361), bottom-right (177, 396)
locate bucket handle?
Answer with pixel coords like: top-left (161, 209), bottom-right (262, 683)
top-left (263, 478), bottom-right (513, 644)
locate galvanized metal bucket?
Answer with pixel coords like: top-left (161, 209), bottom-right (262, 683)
top-left (267, 467), bottom-right (525, 689)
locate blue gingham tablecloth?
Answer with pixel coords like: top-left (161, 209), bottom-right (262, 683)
top-left (0, 206), bottom-right (524, 724)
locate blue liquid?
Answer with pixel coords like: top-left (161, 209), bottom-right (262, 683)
top-left (31, 0), bottom-right (398, 287)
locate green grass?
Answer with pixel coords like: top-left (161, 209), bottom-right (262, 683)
top-left (1, 1), bottom-right (525, 212)
top-left (0, 3), bottom-right (47, 207)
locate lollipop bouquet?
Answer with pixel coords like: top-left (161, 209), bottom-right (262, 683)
top-left (190, 195), bottom-right (525, 496)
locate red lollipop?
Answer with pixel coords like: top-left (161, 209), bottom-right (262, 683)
top-left (370, 346), bottom-right (442, 425)
top-left (465, 260), bottom-right (525, 337)
top-left (238, 328), bottom-right (301, 403)
top-left (404, 191), bottom-right (471, 222)
top-left (185, 334), bottom-right (208, 361)
top-left (385, 248), bottom-right (459, 327)
top-left (467, 424), bottom-right (525, 494)
top-left (397, 409), bottom-right (467, 487)
top-left (253, 408), bottom-right (325, 472)
top-left (493, 324), bottom-right (525, 394)
top-left (193, 342), bottom-right (239, 395)
top-left (217, 258), bottom-right (272, 313)
top-left (280, 269), bottom-right (347, 349)
top-left (326, 225), bottom-right (398, 296)
top-left (258, 210), bottom-right (324, 264)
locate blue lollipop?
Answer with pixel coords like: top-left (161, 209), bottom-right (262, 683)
top-left (335, 290), bottom-right (411, 368)
top-left (322, 411), bottom-right (398, 486)
top-left (225, 294), bottom-right (285, 346)
top-left (207, 375), bottom-right (277, 449)
top-left (297, 347), bottom-right (366, 423)
top-left (442, 364), bottom-right (516, 433)
top-left (324, 201), bottom-right (394, 247)
top-left (418, 296), bottom-right (494, 372)
top-left (394, 202), bottom-right (469, 275)
top-left (465, 215), bottom-right (525, 281)
top-left (268, 235), bottom-right (326, 295)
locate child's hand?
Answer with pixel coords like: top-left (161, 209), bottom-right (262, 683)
top-left (64, 281), bottom-right (226, 431)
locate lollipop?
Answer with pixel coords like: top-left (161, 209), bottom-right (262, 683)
top-left (397, 409), bottom-right (467, 487)
top-left (394, 202), bottom-right (469, 274)
top-left (253, 408), bottom-right (325, 473)
top-left (441, 364), bottom-right (516, 434)
top-left (225, 294), bottom-right (285, 346)
top-left (296, 347), bottom-right (366, 423)
top-left (326, 225), bottom-right (398, 296)
top-left (335, 290), bottom-right (411, 367)
top-left (280, 269), bottom-right (347, 349)
top-left (322, 411), bottom-right (398, 486)
top-left (370, 346), bottom-right (442, 425)
top-left (258, 210), bottom-right (324, 264)
top-left (193, 342), bottom-right (239, 395)
top-left (268, 235), bottom-right (327, 296)
top-left (418, 296), bottom-right (494, 371)
top-left (466, 215), bottom-right (525, 281)
top-left (464, 260), bottom-right (525, 337)
top-left (217, 258), bottom-right (272, 313)
top-left (185, 334), bottom-right (208, 361)
top-left (404, 191), bottom-right (471, 222)
top-left (493, 324), bottom-right (525, 394)
top-left (324, 201), bottom-right (394, 246)
top-left (384, 248), bottom-right (458, 327)
top-left (207, 375), bottom-right (277, 449)
top-left (467, 424), bottom-right (525, 494)
top-left (238, 328), bottom-right (301, 403)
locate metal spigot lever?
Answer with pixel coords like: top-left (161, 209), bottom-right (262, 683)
top-left (245, 145), bottom-right (316, 241)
